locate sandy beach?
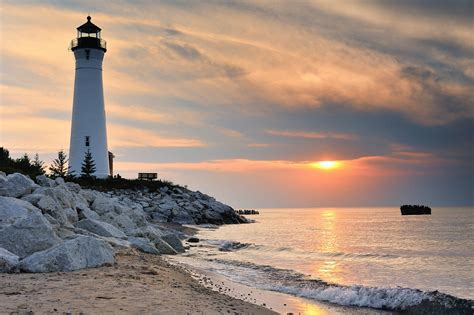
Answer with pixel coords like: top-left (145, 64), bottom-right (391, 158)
top-left (0, 249), bottom-right (275, 315)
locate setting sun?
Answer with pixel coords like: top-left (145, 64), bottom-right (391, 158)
top-left (312, 161), bottom-right (340, 170)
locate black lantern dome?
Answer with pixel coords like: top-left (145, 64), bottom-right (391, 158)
top-left (70, 16), bottom-right (107, 52)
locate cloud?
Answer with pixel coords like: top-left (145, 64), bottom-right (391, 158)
top-left (108, 124), bottom-right (205, 149)
top-left (266, 129), bottom-right (357, 140)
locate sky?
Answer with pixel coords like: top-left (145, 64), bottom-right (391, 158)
top-left (0, 0), bottom-right (473, 208)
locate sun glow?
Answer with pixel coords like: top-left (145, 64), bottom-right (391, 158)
top-left (312, 160), bottom-right (340, 170)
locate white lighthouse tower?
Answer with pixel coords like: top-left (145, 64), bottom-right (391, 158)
top-left (69, 16), bottom-right (109, 178)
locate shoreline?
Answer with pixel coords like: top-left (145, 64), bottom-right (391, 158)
top-left (0, 249), bottom-right (276, 315)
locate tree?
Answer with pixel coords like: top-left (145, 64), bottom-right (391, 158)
top-left (49, 150), bottom-right (69, 178)
top-left (81, 149), bottom-right (96, 178)
top-left (32, 153), bottom-right (46, 176)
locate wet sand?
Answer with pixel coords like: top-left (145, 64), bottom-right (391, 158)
top-left (0, 249), bottom-right (275, 315)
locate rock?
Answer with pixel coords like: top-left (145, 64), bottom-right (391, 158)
top-left (128, 237), bottom-right (159, 254)
top-left (63, 207), bottom-right (79, 224)
top-left (75, 219), bottom-right (127, 239)
top-left (97, 237), bottom-right (131, 249)
top-left (43, 185), bottom-right (77, 210)
top-left (76, 204), bottom-right (101, 221)
top-left (37, 195), bottom-right (71, 227)
top-left (19, 235), bottom-right (115, 272)
top-left (0, 197), bottom-right (61, 258)
top-left (0, 173), bottom-right (38, 198)
top-left (55, 177), bottom-right (65, 185)
top-left (20, 193), bottom-right (43, 206)
top-left (203, 210), bottom-right (224, 224)
top-left (153, 237), bottom-right (178, 255)
top-left (80, 189), bottom-right (100, 204)
top-left (161, 233), bottom-right (185, 253)
top-left (100, 213), bottom-right (138, 234)
top-left (171, 209), bottom-right (195, 225)
top-left (0, 247), bottom-right (19, 273)
top-left (187, 237), bottom-right (200, 243)
top-left (92, 195), bottom-right (126, 215)
top-left (65, 182), bottom-right (81, 193)
top-left (35, 175), bottom-right (56, 187)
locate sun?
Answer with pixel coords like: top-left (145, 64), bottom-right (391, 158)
top-left (311, 161), bottom-right (340, 170)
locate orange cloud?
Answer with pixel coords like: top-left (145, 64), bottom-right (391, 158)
top-left (266, 129), bottom-right (357, 140)
top-left (108, 124), bottom-right (204, 149)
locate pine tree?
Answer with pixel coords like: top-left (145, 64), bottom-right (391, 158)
top-left (81, 149), bottom-right (96, 178)
top-left (49, 150), bottom-right (69, 178)
top-left (32, 153), bottom-right (46, 176)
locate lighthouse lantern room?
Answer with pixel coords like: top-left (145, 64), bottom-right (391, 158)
top-left (68, 16), bottom-right (110, 178)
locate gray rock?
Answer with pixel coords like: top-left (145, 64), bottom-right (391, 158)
top-left (128, 237), bottom-right (159, 254)
top-left (161, 233), bottom-right (185, 253)
top-left (76, 204), bottom-right (101, 221)
top-left (19, 235), bottom-right (115, 272)
top-left (100, 213), bottom-right (138, 234)
top-left (65, 182), bottom-right (81, 193)
top-left (91, 194), bottom-right (118, 215)
top-left (20, 193), bottom-right (44, 206)
top-left (75, 219), bottom-right (127, 239)
top-left (0, 247), bottom-right (19, 273)
top-left (63, 207), bottom-right (79, 224)
top-left (35, 175), bottom-right (56, 187)
top-left (79, 189), bottom-right (99, 204)
top-left (0, 173), bottom-right (38, 198)
top-left (129, 225), bottom-right (164, 241)
top-left (37, 195), bottom-right (71, 227)
top-left (0, 197), bottom-right (61, 258)
top-left (153, 237), bottom-right (178, 255)
top-left (171, 209), bottom-right (195, 225)
top-left (55, 177), bottom-right (65, 185)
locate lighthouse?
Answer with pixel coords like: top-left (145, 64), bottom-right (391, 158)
top-left (68, 16), bottom-right (109, 178)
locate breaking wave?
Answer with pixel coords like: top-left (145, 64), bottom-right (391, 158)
top-left (204, 258), bottom-right (473, 314)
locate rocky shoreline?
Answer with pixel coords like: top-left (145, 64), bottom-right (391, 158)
top-left (0, 172), bottom-right (248, 273)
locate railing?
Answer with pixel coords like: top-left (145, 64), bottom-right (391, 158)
top-left (70, 37), bottom-right (107, 51)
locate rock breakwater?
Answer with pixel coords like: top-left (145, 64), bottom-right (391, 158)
top-left (0, 172), bottom-right (247, 273)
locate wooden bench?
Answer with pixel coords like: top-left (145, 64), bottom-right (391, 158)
top-left (138, 172), bottom-right (157, 181)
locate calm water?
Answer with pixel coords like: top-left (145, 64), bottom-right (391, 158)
top-left (178, 207), bottom-right (473, 312)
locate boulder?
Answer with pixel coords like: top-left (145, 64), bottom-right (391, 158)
top-left (129, 225), bottom-right (164, 241)
top-left (170, 209), bottom-right (195, 225)
top-left (0, 173), bottom-right (38, 198)
top-left (91, 195), bottom-right (119, 215)
top-left (0, 197), bottom-right (61, 258)
top-left (76, 204), bottom-right (101, 221)
top-left (19, 235), bottom-right (115, 272)
top-left (20, 193), bottom-right (44, 206)
top-left (35, 175), bottom-right (56, 187)
top-left (153, 237), bottom-right (178, 255)
top-left (100, 213), bottom-right (138, 234)
top-left (0, 247), bottom-right (19, 273)
top-left (36, 195), bottom-right (70, 226)
top-left (187, 237), bottom-right (200, 243)
top-left (79, 189), bottom-right (100, 204)
top-left (161, 233), bottom-right (185, 253)
top-left (75, 219), bottom-right (127, 239)
top-left (128, 237), bottom-right (159, 254)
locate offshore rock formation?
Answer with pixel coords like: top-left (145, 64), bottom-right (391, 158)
top-left (0, 172), bottom-right (247, 273)
top-left (400, 205), bottom-right (431, 215)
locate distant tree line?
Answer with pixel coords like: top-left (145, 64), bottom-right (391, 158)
top-left (0, 146), bottom-right (176, 191)
top-left (0, 147), bottom-right (96, 180)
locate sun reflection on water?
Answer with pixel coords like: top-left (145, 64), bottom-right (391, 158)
top-left (315, 209), bottom-right (342, 284)
top-left (296, 300), bottom-right (332, 315)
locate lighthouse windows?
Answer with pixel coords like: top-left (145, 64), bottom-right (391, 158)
top-left (85, 49), bottom-right (90, 60)
top-left (85, 136), bottom-right (90, 147)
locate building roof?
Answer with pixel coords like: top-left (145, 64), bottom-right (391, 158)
top-left (77, 16), bottom-right (101, 33)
